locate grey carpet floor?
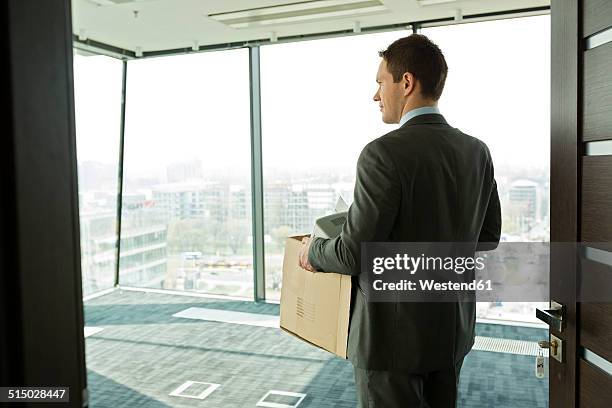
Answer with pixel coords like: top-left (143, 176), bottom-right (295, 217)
top-left (84, 290), bottom-right (549, 408)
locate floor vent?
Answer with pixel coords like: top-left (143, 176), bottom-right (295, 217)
top-left (473, 336), bottom-right (549, 357)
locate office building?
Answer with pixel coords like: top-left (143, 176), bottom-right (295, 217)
top-left (509, 179), bottom-right (540, 232)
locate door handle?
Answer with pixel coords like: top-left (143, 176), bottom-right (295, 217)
top-left (535, 301), bottom-right (564, 333)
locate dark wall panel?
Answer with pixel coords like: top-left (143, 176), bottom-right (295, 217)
top-left (579, 258), bottom-right (612, 302)
top-left (582, 156), bottom-right (612, 242)
top-left (579, 359), bottom-right (612, 408)
top-left (583, 41), bottom-right (612, 142)
top-left (583, 0), bottom-right (612, 37)
top-left (580, 300), bottom-right (612, 363)
top-left (2, 0), bottom-right (86, 404)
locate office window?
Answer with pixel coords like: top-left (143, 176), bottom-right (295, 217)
top-left (73, 52), bottom-right (123, 296)
top-left (260, 31), bottom-right (409, 300)
top-left (121, 49), bottom-right (253, 298)
top-left (421, 15), bottom-right (551, 322)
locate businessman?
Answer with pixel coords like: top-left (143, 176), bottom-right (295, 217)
top-left (298, 34), bottom-right (501, 407)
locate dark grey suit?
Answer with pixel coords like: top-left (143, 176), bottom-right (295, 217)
top-left (308, 113), bottom-right (501, 406)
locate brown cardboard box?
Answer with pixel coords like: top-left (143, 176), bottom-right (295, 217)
top-left (279, 235), bottom-right (351, 358)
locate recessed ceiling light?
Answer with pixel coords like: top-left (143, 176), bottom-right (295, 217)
top-left (418, 0), bottom-right (458, 6)
top-left (208, 0), bottom-right (387, 29)
top-left (86, 0), bottom-right (153, 6)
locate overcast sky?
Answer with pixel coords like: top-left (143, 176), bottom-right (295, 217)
top-left (74, 14), bottom-right (550, 181)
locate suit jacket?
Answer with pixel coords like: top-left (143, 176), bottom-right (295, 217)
top-left (308, 113), bottom-right (501, 372)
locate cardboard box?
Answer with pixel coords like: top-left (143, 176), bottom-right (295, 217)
top-left (279, 235), bottom-right (351, 358)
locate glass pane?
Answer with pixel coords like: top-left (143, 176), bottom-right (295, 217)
top-left (260, 31), bottom-right (409, 300)
top-left (74, 52), bottom-right (123, 297)
top-left (421, 15), bottom-right (551, 323)
top-left (121, 50), bottom-right (253, 298)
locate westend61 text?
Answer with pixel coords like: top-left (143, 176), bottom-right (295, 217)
top-left (372, 279), bottom-right (493, 292)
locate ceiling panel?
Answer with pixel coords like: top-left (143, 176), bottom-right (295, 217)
top-left (72, 0), bottom-right (549, 54)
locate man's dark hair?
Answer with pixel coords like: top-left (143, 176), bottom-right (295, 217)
top-left (378, 34), bottom-right (448, 101)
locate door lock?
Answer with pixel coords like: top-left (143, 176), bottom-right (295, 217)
top-left (538, 340), bottom-right (558, 354)
top-left (538, 334), bottom-right (563, 363)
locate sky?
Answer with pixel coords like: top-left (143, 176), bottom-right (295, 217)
top-left (73, 14), bottom-right (550, 181)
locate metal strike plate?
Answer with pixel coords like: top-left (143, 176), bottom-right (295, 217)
top-left (538, 334), bottom-right (563, 363)
top-left (550, 334), bottom-right (563, 363)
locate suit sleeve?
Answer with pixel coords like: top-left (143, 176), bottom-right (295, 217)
top-left (308, 141), bottom-right (401, 275)
top-left (476, 178), bottom-right (501, 251)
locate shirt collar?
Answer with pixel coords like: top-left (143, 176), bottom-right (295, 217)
top-left (398, 106), bottom-right (441, 128)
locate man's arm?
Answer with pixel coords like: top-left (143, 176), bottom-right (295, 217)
top-left (307, 141), bottom-right (401, 275)
top-left (476, 179), bottom-right (501, 251)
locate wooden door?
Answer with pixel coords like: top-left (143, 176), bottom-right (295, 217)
top-left (549, 0), bottom-right (612, 406)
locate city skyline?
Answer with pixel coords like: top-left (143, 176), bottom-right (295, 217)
top-left (79, 157), bottom-right (550, 240)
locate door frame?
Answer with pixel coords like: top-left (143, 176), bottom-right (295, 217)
top-left (0, 0), bottom-right (87, 405)
top-left (550, 0), bottom-right (581, 406)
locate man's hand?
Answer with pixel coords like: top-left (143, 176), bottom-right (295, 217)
top-left (298, 237), bottom-right (316, 272)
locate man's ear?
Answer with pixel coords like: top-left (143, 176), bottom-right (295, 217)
top-left (403, 72), bottom-right (416, 97)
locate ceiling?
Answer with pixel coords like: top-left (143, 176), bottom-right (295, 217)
top-left (72, 0), bottom-right (549, 55)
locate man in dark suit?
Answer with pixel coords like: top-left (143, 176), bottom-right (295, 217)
top-left (298, 34), bottom-right (501, 407)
